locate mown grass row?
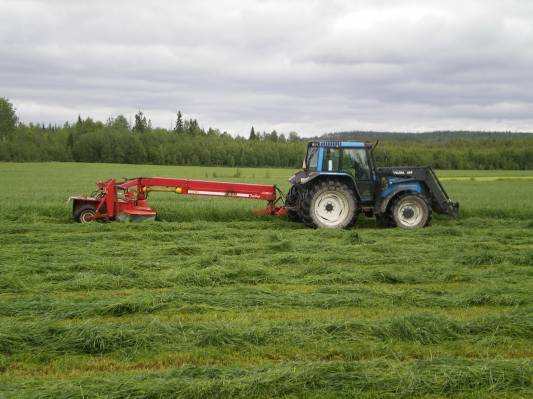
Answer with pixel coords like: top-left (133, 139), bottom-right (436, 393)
top-left (2, 359), bottom-right (532, 398)
top-left (2, 254), bottom-right (531, 293)
top-left (2, 243), bottom-right (531, 286)
top-left (0, 284), bottom-right (531, 321)
top-left (1, 310), bottom-right (532, 358)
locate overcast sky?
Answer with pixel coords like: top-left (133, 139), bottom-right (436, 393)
top-left (1, 0), bottom-right (532, 136)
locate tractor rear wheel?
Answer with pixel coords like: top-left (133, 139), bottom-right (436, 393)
top-left (74, 204), bottom-right (97, 223)
top-left (301, 180), bottom-right (357, 229)
top-left (391, 193), bottom-right (431, 229)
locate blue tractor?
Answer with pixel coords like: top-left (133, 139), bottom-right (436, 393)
top-left (285, 141), bottom-right (459, 229)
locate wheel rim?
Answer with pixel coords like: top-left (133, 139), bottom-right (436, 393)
top-left (397, 200), bottom-right (423, 227)
top-left (313, 191), bottom-right (349, 227)
top-left (80, 210), bottom-right (96, 223)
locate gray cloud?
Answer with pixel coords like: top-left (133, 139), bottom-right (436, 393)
top-left (1, 0), bottom-right (532, 135)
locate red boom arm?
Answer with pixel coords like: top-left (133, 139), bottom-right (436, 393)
top-left (120, 177), bottom-right (277, 201)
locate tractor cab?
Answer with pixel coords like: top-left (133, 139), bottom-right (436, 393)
top-left (298, 141), bottom-right (377, 203)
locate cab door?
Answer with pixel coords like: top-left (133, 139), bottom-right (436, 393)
top-left (340, 148), bottom-right (374, 202)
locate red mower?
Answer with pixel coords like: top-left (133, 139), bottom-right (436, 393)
top-left (69, 177), bottom-right (288, 223)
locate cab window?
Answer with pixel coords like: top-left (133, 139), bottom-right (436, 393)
top-left (341, 149), bottom-right (370, 180)
top-left (305, 146), bottom-right (319, 171)
top-left (322, 148), bottom-right (340, 171)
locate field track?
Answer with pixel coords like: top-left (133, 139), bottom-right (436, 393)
top-left (1, 162), bottom-right (532, 398)
top-left (440, 176), bottom-right (533, 181)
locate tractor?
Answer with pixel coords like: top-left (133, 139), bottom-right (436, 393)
top-left (284, 141), bottom-right (459, 229)
top-left (69, 140), bottom-right (458, 229)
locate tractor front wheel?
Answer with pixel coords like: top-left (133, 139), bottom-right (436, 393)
top-left (301, 180), bottom-right (357, 229)
top-left (74, 204), bottom-right (97, 223)
top-left (391, 193), bottom-right (431, 229)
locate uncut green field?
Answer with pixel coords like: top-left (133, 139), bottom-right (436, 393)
top-left (1, 162), bottom-right (532, 398)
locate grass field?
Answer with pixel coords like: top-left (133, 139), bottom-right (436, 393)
top-left (1, 162), bottom-right (532, 398)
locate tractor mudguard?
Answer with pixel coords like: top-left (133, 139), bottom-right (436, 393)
top-left (289, 170), bottom-right (319, 185)
top-left (289, 170), bottom-right (356, 186)
top-left (378, 183), bottom-right (423, 214)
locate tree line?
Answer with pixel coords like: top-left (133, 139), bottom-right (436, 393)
top-left (1, 97), bottom-right (532, 169)
top-left (325, 131), bottom-right (533, 170)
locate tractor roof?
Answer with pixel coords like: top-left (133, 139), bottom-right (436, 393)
top-left (308, 140), bottom-right (370, 148)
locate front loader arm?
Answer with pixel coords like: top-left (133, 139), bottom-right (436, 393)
top-left (421, 167), bottom-right (459, 217)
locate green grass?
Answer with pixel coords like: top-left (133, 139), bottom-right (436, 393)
top-left (0, 162), bottom-right (532, 398)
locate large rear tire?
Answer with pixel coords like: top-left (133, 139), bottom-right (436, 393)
top-left (391, 193), bottom-right (431, 229)
top-left (74, 204), bottom-right (97, 223)
top-left (300, 180), bottom-right (357, 229)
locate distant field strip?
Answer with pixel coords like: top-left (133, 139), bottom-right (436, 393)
top-left (1, 162), bottom-right (532, 398)
top-left (440, 176), bottom-right (533, 181)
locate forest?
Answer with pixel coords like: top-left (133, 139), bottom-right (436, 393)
top-left (1, 97), bottom-right (533, 169)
